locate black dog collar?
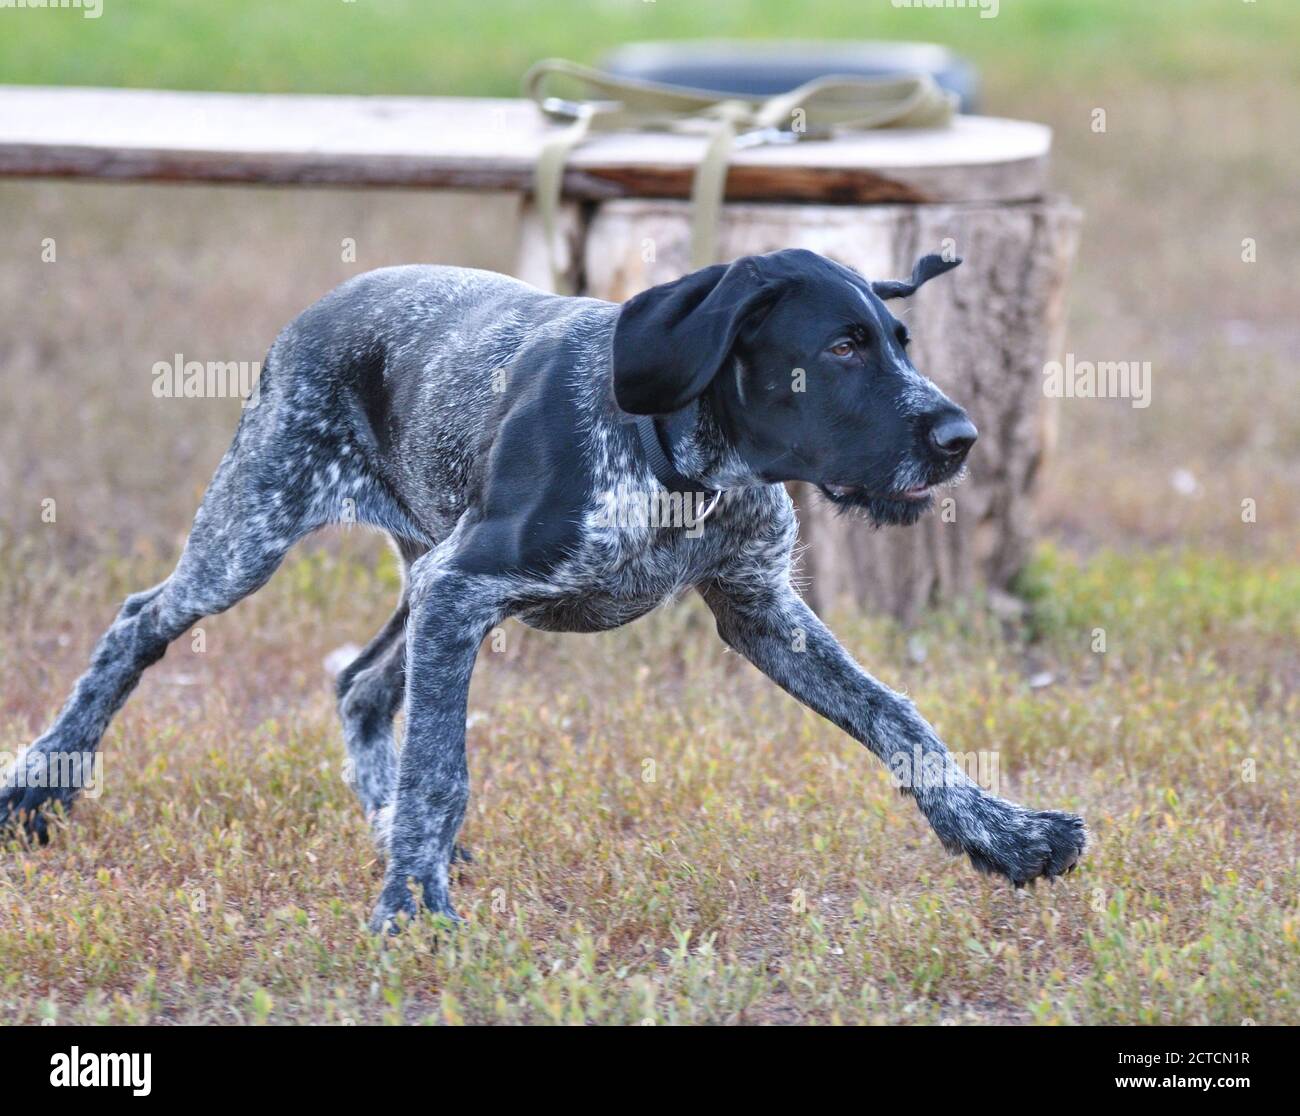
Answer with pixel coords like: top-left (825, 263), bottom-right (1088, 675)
top-left (634, 402), bottom-right (719, 496)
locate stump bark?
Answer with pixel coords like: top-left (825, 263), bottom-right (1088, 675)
top-left (577, 197), bottom-right (1080, 623)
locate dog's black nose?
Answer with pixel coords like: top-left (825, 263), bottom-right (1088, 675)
top-left (929, 415), bottom-right (978, 458)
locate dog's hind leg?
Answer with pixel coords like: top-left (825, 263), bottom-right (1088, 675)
top-left (1, 420), bottom-right (331, 842)
top-left (335, 540), bottom-right (416, 847)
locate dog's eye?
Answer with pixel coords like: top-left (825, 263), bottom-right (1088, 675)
top-left (829, 341), bottom-right (855, 358)
top-left (895, 326), bottom-right (910, 348)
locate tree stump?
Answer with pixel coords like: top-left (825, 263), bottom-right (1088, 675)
top-left (514, 198), bottom-right (590, 295)
top-left (581, 197), bottom-right (1080, 623)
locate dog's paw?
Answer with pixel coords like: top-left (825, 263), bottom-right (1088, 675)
top-left (368, 879), bottom-right (463, 936)
top-left (0, 777), bottom-right (51, 846)
top-left (368, 890), bottom-right (419, 936)
top-left (954, 802), bottom-right (1087, 887)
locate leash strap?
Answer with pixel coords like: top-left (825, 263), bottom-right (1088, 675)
top-left (525, 58), bottom-right (957, 292)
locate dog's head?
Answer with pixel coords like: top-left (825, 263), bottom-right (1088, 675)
top-left (612, 248), bottom-right (975, 526)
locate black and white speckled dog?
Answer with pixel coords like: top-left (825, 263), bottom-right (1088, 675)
top-left (2, 248), bottom-right (1085, 930)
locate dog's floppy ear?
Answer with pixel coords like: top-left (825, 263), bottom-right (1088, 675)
top-left (871, 253), bottom-right (962, 300)
top-left (612, 259), bottom-right (777, 415)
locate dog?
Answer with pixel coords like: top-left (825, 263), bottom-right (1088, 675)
top-left (1, 248), bottom-right (1086, 931)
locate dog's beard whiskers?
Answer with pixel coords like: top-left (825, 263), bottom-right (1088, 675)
top-left (817, 485), bottom-right (933, 528)
top-left (865, 492), bottom-right (932, 527)
top-left (890, 459), bottom-right (930, 493)
top-left (934, 463), bottom-right (968, 494)
top-left (892, 455), bottom-right (968, 495)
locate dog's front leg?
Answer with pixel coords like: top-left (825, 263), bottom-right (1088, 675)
top-left (369, 556), bottom-right (509, 933)
top-left (700, 578), bottom-right (1086, 885)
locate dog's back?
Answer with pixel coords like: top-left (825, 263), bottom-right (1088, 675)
top-left (254, 265), bottom-right (615, 545)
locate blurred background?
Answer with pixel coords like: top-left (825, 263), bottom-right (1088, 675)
top-left (2, 0), bottom-right (1297, 559)
top-left (1, 1), bottom-right (1298, 1025)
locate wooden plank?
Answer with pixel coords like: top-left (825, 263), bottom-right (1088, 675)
top-left (0, 85), bottom-right (1050, 204)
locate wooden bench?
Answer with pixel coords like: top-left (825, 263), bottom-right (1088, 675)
top-left (0, 84), bottom-right (1078, 621)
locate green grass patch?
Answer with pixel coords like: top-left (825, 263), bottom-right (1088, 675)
top-left (2, 0), bottom-right (1296, 97)
top-left (1018, 542), bottom-right (1300, 650)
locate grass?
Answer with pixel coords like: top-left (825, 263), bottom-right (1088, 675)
top-left (1, 0), bottom-right (1298, 1024)
top-left (1, 539), bottom-right (1296, 1024)
top-left (3, 0), bottom-right (1298, 95)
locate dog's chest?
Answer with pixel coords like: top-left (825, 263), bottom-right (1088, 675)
top-left (516, 510), bottom-right (731, 633)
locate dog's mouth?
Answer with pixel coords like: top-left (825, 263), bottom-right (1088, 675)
top-left (820, 482), bottom-right (931, 504)
top-left (817, 481), bottom-right (938, 528)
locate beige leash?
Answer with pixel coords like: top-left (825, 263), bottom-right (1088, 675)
top-left (524, 58), bottom-right (957, 292)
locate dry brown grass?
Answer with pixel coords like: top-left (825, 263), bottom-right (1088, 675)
top-left (1, 538), bottom-right (1296, 1023)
